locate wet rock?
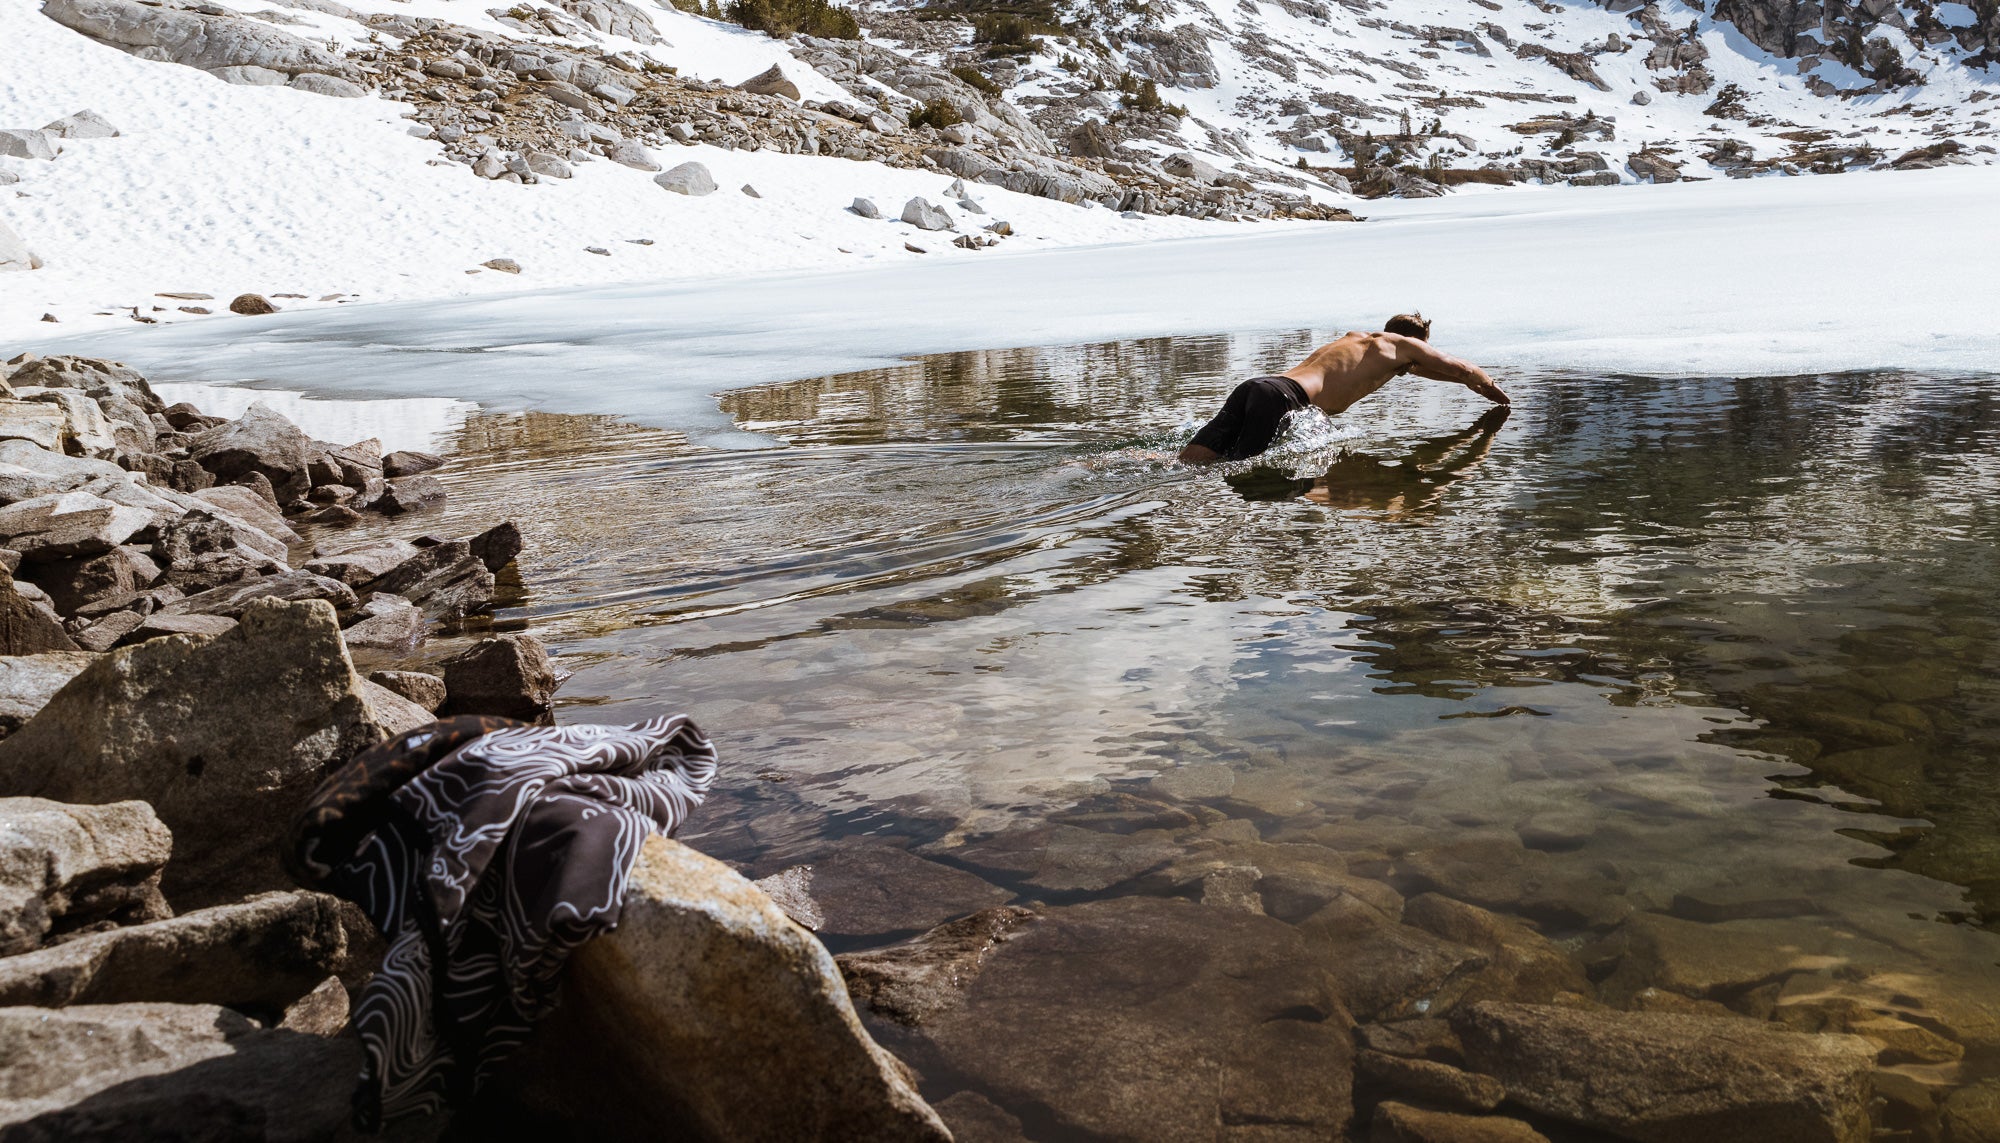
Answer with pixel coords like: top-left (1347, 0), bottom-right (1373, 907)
top-left (0, 890), bottom-right (347, 1010)
top-left (379, 449), bottom-right (442, 478)
top-left (367, 669), bottom-right (445, 712)
top-left (940, 823), bottom-right (1179, 893)
top-left (0, 652), bottom-right (97, 737)
top-left (1453, 1000), bottom-right (1877, 1143)
top-left (228, 293), bottom-right (279, 315)
top-left (466, 520), bottom-right (523, 573)
top-left (1372, 1101), bottom-right (1552, 1143)
top-left (0, 491), bottom-right (151, 564)
top-left (1146, 761), bottom-right (1236, 800)
top-left (341, 592), bottom-right (425, 652)
top-left (1401, 893), bottom-right (1591, 1004)
top-left (0, 577), bottom-right (79, 654)
top-left (438, 632), bottom-right (559, 720)
top-left (805, 843), bottom-right (1013, 937)
top-left (157, 568), bottom-right (357, 619)
top-left (1398, 837), bottom-right (1629, 928)
top-left (1670, 885), bottom-right (1821, 923)
top-left (360, 540), bottom-right (493, 619)
top-left (376, 474), bottom-right (446, 515)
top-left (901, 197), bottom-right (953, 231)
top-left (1358, 1016), bottom-right (1465, 1064)
top-left (933, 1091), bottom-right (1028, 1143)
top-left (838, 906), bottom-right (1036, 1025)
top-left (187, 403), bottom-right (310, 501)
top-left (0, 797), bottom-right (170, 955)
top-left (1942, 1079), bottom-right (2000, 1143)
top-left (1601, 914), bottom-right (1894, 1007)
top-left (305, 539), bottom-right (419, 586)
top-left (0, 1001), bottom-right (359, 1136)
top-left (1299, 906), bottom-right (1487, 1022)
top-left (751, 865), bottom-right (823, 930)
top-left (915, 895), bottom-right (1352, 1141)
top-left (655, 161), bottom-right (717, 196)
top-left (513, 836), bottom-right (951, 1140)
top-left (0, 598), bottom-right (408, 905)
top-left (1357, 1048), bottom-right (1506, 1111)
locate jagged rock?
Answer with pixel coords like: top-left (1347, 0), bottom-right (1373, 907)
top-left (187, 403), bottom-right (310, 500)
top-left (0, 797), bottom-right (169, 955)
top-left (157, 569), bottom-right (357, 619)
top-left (1401, 893), bottom-right (1590, 1004)
top-left (466, 521), bottom-right (523, 573)
top-left (0, 653), bottom-right (96, 738)
top-left (0, 1001), bottom-right (359, 1135)
top-left (839, 906), bottom-right (1036, 1025)
top-left (0, 492), bottom-right (151, 564)
top-left (805, 844), bottom-right (1014, 938)
top-left (1161, 151), bottom-right (1221, 184)
top-left (851, 197), bottom-right (882, 218)
top-left (438, 633), bottom-right (559, 720)
top-left (513, 836), bottom-right (952, 1141)
top-left (555, 0), bottom-right (659, 42)
top-left (0, 402), bottom-right (68, 451)
top-left (0, 130), bottom-right (58, 162)
top-left (375, 474), bottom-right (446, 515)
top-left (20, 545), bottom-right (159, 615)
top-left (190, 484), bottom-right (303, 549)
top-left (1627, 150), bottom-right (1684, 183)
top-left (1373, 1101), bottom-right (1552, 1143)
top-left (359, 678), bottom-right (432, 735)
top-left (0, 578), bottom-right (80, 655)
top-left (305, 539), bottom-right (419, 585)
top-left (124, 611), bottom-right (237, 643)
top-left (74, 610), bottom-right (143, 652)
top-left (279, 974), bottom-right (349, 1036)
top-left (914, 895), bottom-right (1353, 1140)
top-left (900, 197), bottom-right (954, 231)
top-left (379, 449), bottom-right (442, 477)
top-left (738, 64), bottom-right (801, 100)
top-left (1453, 1001), bottom-right (1878, 1143)
top-left (0, 598), bottom-right (409, 904)
top-left (42, 0), bottom-right (358, 80)
top-left (360, 540), bottom-right (492, 619)
top-left (656, 161), bottom-right (718, 196)
top-left (524, 150), bottom-right (573, 179)
top-left (367, 669), bottom-right (444, 712)
top-left (0, 890), bottom-right (347, 1009)
top-left (1359, 1017), bottom-right (1465, 1064)
top-left (751, 866), bottom-right (823, 930)
top-left (341, 592), bottom-right (425, 651)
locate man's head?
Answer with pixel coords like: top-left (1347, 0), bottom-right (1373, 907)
top-left (1384, 313), bottom-right (1432, 340)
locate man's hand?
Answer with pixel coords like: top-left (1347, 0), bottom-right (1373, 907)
top-left (1465, 376), bottom-right (1509, 405)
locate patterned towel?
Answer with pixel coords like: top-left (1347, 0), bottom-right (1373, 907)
top-left (286, 715), bottom-right (719, 1128)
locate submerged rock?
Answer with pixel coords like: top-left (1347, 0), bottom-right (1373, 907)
top-left (838, 905), bottom-right (1035, 1025)
top-left (513, 836), bottom-right (951, 1140)
top-left (0, 598), bottom-right (408, 904)
top-left (804, 843), bottom-right (1013, 938)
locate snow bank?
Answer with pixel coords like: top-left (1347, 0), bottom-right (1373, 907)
top-left (27, 164), bottom-right (1999, 441)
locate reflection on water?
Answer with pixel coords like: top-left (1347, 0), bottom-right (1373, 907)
top-left (322, 331), bottom-right (2000, 1125)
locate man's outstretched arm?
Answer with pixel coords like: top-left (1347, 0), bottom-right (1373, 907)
top-left (1391, 336), bottom-right (1509, 405)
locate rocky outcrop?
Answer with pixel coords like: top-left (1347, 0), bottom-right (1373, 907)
top-left (0, 797), bottom-right (170, 955)
top-left (513, 835), bottom-right (952, 1141)
top-left (0, 598), bottom-right (406, 904)
top-left (42, 0), bottom-right (364, 88)
top-left (0, 652), bottom-right (97, 737)
top-left (0, 890), bottom-right (348, 1010)
top-left (1453, 1001), bottom-right (1878, 1143)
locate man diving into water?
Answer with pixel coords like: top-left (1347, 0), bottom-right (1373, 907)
top-left (1178, 314), bottom-right (1509, 464)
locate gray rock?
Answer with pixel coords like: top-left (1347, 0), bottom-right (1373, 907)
top-left (473, 153), bottom-right (506, 180)
top-left (359, 678), bottom-right (433, 735)
top-left (379, 449), bottom-right (442, 477)
top-left (278, 974), bottom-right (348, 1036)
top-left (0, 797), bottom-right (169, 955)
top-left (1453, 1001), bottom-right (1877, 1143)
top-left (360, 540), bottom-right (492, 619)
top-left (0, 652), bottom-right (97, 737)
top-left (466, 520), bottom-right (523, 573)
top-left (0, 1001), bottom-right (359, 1136)
top-left (187, 402), bottom-right (310, 499)
top-left (210, 63), bottom-right (288, 84)
top-left (1631, 89), bottom-right (1654, 105)
top-left (0, 130), bottom-right (58, 162)
top-left (305, 539), bottom-right (419, 585)
top-left (20, 544), bottom-right (161, 614)
top-left (0, 890), bottom-right (347, 1009)
top-left (512, 836), bottom-right (952, 1140)
top-left (0, 404), bottom-right (69, 454)
top-left (554, 0), bottom-right (659, 41)
top-left (751, 865), bottom-right (823, 930)
top-left (737, 64), bottom-right (801, 100)
top-left (656, 161), bottom-right (718, 196)
top-left (44, 0), bottom-right (357, 80)
top-left (376, 474), bottom-right (446, 515)
top-left (0, 492), bottom-right (151, 564)
top-left (188, 483), bottom-right (303, 548)
top-left (367, 669), bottom-right (445, 712)
top-left (438, 633), bottom-right (559, 720)
top-left (850, 197), bottom-right (882, 219)
top-left (74, 609), bottom-right (143, 652)
top-left (0, 223), bottom-right (36, 274)
top-left (1161, 151), bottom-right (1221, 184)
top-left (668, 122), bottom-right (696, 143)
top-left (900, 196), bottom-right (953, 231)
top-left (158, 568), bottom-right (357, 619)
top-left (0, 598), bottom-right (410, 905)
top-left (287, 71), bottom-right (366, 97)
top-left (525, 150), bottom-right (572, 179)
top-left (41, 110), bottom-right (119, 139)
top-left (340, 592), bottom-right (425, 652)
top-left (607, 139), bottom-right (660, 170)
top-left (591, 81), bottom-right (637, 106)
top-left (124, 611), bottom-right (237, 643)
top-left (839, 906), bottom-right (1035, 1025)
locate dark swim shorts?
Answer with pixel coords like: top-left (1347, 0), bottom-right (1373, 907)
top-left (1188, 375), bottom-right (1310, 460)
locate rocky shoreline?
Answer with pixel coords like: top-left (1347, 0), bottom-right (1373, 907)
top-left (1, 354), bottom-right (1997, 1140)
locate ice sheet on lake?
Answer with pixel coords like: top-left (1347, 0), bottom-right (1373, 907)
top-left (150, 383), bottom-right (474, 454)
top-left (27, 167), bottom-right (2000, 439)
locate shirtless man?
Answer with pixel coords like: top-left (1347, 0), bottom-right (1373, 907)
top-left (1178, 314), bottom-right (1508, 464)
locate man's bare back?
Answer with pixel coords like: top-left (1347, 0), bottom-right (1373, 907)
top-left (1178, 317), bottom-right (1507, 465)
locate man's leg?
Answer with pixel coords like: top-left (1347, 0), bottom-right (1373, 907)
top-left (1179, 383), bottom-right (1253, 464)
